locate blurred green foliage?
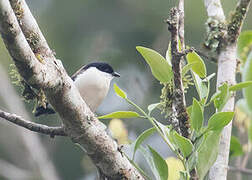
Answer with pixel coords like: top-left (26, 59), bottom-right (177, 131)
top-left (0, 0), bottom-right (251, 179)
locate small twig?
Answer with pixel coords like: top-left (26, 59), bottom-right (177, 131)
top-left (0, 109), bottom-right (67, 137)
top-left (166, 7), bottom-right (190, 138)
top-left (229, 166), bottom-right (252, 175)
top-left (178, 0), bottom-right (185, 50)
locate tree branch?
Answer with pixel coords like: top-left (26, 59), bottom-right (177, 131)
top-left (9, 0), bottom-right (55, 58)
top-left (204, 0), bottom-right (251, 179)
top-left (227, 0), bottom-right (251, 43)
top-left (0, 109), bottom-right (66, 137)
top-left (166, 7), bottom-right (190, 138)
top-left (204, 0), bottom-right (225, 21)
top-left (178, 0), bottom-right (185, 50)
top-left (0, 0), bottom-right (144, 179)
top-left (0, 65), bottom-right (60, 180)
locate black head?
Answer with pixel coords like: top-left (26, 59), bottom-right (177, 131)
top-left (84, 62), bottom-right (120, 77)
top-left (71, 62), bottom-right (120, 81)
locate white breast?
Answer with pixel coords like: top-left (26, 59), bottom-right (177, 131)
top-left (74, 67), bottom-right (113, 112)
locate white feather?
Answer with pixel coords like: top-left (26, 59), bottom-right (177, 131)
top-left (74, 67), bottom-right (113, 112)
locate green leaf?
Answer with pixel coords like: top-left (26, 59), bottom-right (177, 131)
top-left (213, 83), bottom-right (230, 112)
top-left (179, 171), bottom-right (187, 180)
top-left (242, 52), bottom-right (252, 111)
top-left (153, 120), bottom-right (176, 150)
top-left (186, 51), bottom-right (206, 78)
top-left (166, 40), bottom-right (182, 66)
top-left (197, 130), bottom-right (222, 180)
top-left (113, 83), bottom-right (127, 99)
top-left (148, 103), bottom-right (161, 115)
top-left (206, 112), bottom-right (234, 131)
top-left (139, 146), bottom-right (168, 180)
top-left (124, 153), bottom-right (152, 180)
top-left (136, 46), bottom-right (173, 83)
top-left (182, 63), bottom-right (196, 76)
top-left (172, 131), bottom-right (194, 157)
top-left (187, 151), bottom-right (198, 172)
top-left (202, 73), bottom-right (215, 82)
top-left (237, 31), bottom-right (252, 64)
top-left (229, 81), bottom-right (252, 91)
top-left (191, 98), bottom-right (204, 132)
top-left (98, 111), bottom-right (140, 119)
top-left (133, 127), bottom-right (156, 159)
top-left (148, 146), bottom-right (169, 180)
top-left (165, 42), bottom-right (172, 66)
top-left (230, 136), bottom-right (244, 157)
top-left (192, 72), bottom-right (208, 101)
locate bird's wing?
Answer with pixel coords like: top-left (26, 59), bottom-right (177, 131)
top-left (71, 65), bottom-right (87, 81)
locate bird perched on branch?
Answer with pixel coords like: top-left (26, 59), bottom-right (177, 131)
top-left (35, 62), bottom-right (120, 117)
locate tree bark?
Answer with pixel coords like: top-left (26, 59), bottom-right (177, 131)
top-left (204, 0), bottom-right (251, 179)
top-left (0, 0), bottom-right (144, 179)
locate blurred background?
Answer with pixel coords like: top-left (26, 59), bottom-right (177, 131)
top-left (0, 0), bottom-right (251, 179)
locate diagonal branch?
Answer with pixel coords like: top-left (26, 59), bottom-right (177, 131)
top-left (0, 109), bottom-right (67, 137)
top-left (166, 7), bottom-right (190, 138)
top-left (227, 0), bottom-right (251, 43)
top-left (9, 0), bottom-right (55, 59)
top-left (0, 0), bottom-right (144, 179)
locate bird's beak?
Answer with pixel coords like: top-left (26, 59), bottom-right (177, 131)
top-left (112, 72), bottom-right (120, 77)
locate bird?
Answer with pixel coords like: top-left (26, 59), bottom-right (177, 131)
top-left (35, 62), bottom-right (120, 117)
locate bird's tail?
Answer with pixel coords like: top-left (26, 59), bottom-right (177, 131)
top-left (35, 103), bottom-right (55, 117)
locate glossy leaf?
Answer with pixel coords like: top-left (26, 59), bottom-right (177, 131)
top-left (197, 130), bottom-right (222, 180)
top-left (191, 98), bottom-right (204, 132)
top-left (187, 151), bottom-right (198, 172)
top-left (230, 136), bottom-right (244, 157)
top-left (172, 131), bottom-right (194, 157)
top-left (242, 52), bottom-right (252, 111)
top-left (179, 171), bottom-right (187, 180)
top-left (136, 46), bottom-right (173, 83)
top-left (133, 127), bottom-right (156, 159)
top-left (148, 146), bottom-right (169, 180)
top-left (166, 40), bottom-right (182, 66)
top-left (182, 63), bottom-right (196, 76)
top-left (153, 120), bottom-right (175, 149)
top-left (98, 111), bottom-right (140, 119)
top-left (202, 73), bottom-right (215, 82)
top-left (148, 103), bottom-right (161, 115)
top-left (237, 31), bottom-right (252, 64)
top-left (186, 51), bottom-right (206, 78)
top-left (139, 146), bottom-right (168, 180)
top-left (113, 83), bottom-right (127, 99)
top-left (213, 83), bottom-right (230, 112)
top-left (207, 112), bottom-right (234, 131)
top-left (229, 81), bottom-right (252, 91)
top-left (165, 42), bottom-right (172, 66)
top-left (192, 72), bottom-right (208, 101)
top-left (124, 152), bottom-right (152, 180)
top-left (166, 157), bottom-right (185, 180)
